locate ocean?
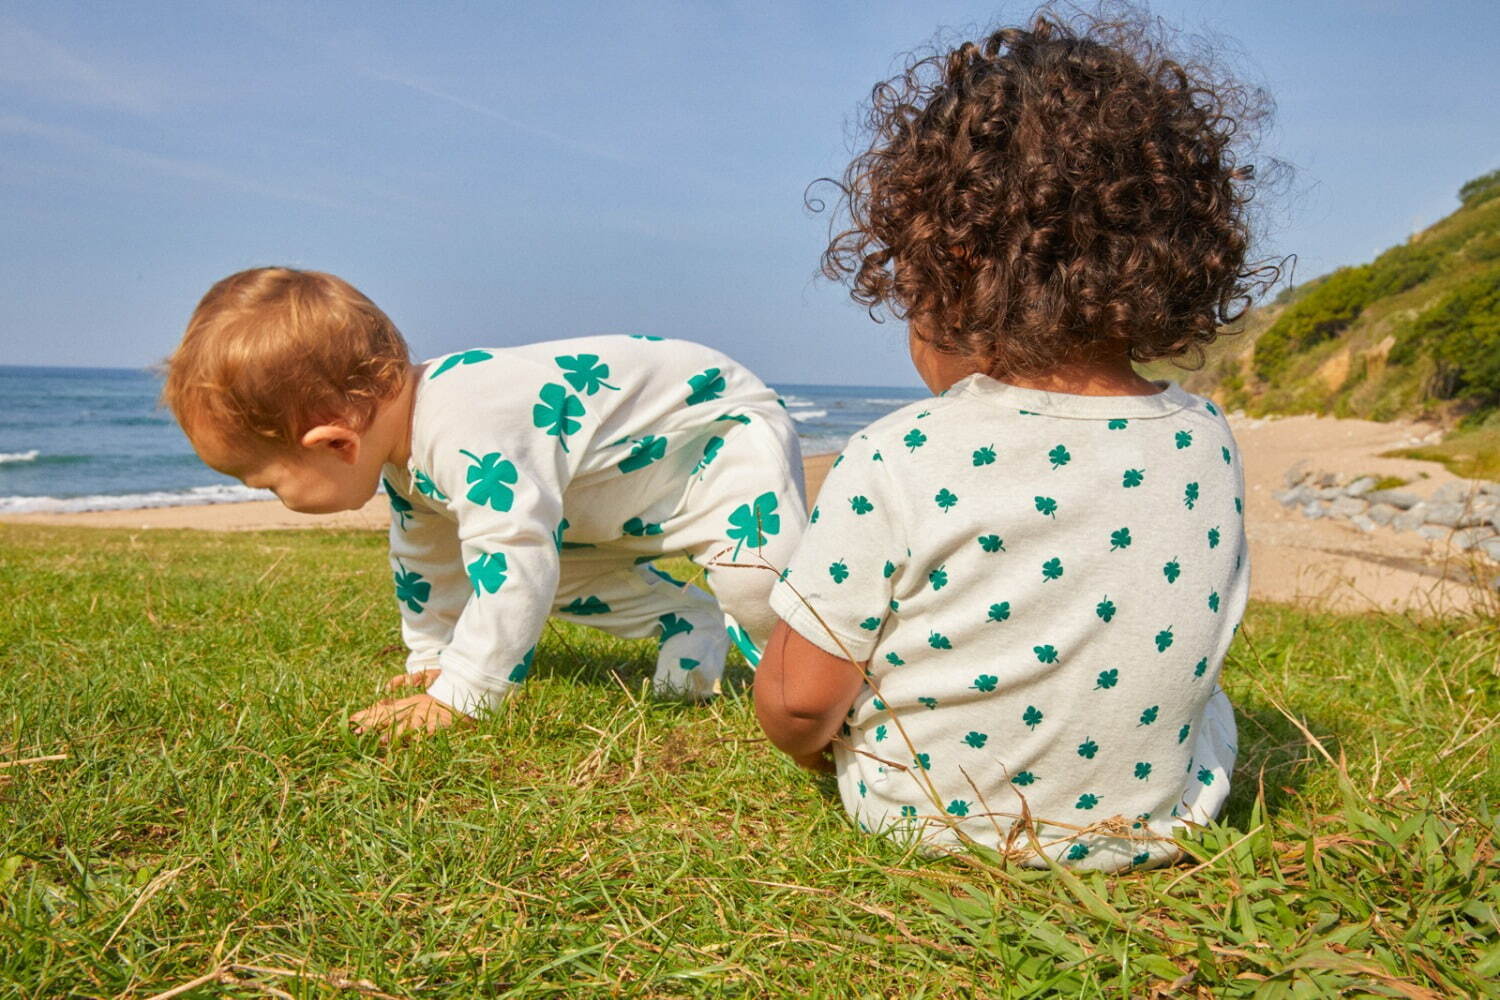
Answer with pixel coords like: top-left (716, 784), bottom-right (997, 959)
top-left (0, 365), bottom-right (928, 514)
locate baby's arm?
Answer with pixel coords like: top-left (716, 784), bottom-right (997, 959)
top-left (754, 621), bottom-right (866, 772)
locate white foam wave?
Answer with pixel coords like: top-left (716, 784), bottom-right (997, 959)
top-left (0, 450), bottom-right (40, 464)
top-left (789, 408), bottom-right (828, 423)
top-left (781, 394), bottom-right (816, 408)
top-left (0, 484), bottom-right (275, 514)
top-left (863, 397), bottom-right (922, 406)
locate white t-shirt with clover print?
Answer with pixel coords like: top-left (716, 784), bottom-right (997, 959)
top-left (769, 374), bottom-right (1246, 871)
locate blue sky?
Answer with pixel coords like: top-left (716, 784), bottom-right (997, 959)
top-left (2, 1), bottom-right (1497, 386)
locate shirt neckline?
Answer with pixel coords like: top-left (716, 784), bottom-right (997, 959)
top-left (952, 372), bottom-right (1193, 419)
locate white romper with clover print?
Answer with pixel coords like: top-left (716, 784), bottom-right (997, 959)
top-left (381, 336), bottom-right (806, 718)
top-left (768, 374), bottom-right (1245, 871)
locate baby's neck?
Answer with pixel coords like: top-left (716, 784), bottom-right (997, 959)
top-left (374, 363), bottom-right (424, 469)
top-left (1001, 357), bottom-right (1162, 397)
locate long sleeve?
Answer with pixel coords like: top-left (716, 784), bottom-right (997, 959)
top-left (407, 427), bottom-right (570, 718)
top-left (384, 476), bottom-right (466, 675)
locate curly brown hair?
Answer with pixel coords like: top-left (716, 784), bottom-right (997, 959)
top-left (820, 5), bottom-right (1281, 376)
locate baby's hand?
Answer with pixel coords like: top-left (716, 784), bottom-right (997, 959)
top-left (387, 668), bottom-right (442, 692)
top-left (350, 687), bottom-right (468, 744)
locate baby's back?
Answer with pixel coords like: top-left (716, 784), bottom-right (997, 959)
top-left (771, 373), bottom-right (1246, 869)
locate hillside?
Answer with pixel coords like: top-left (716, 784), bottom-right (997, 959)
top-left (1156, 168), bottom-right (1500, 426)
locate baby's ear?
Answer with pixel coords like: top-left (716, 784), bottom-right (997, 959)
top-left (300, 423), bottom-right (361, 464)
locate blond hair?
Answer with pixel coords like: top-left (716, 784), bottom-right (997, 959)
top-left (163, 268), bottom-right (410, 448)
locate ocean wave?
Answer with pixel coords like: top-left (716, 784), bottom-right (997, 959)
top-left (862, 397), bottom-right (925, 406)
top-left (781, 394), bottom-right (816, 408)
top-left (0, 484), bottom-right (275, 514)
top-left (0, 450), bottom-right (39, 464)
top-left (789, 408), bottom-right (829, 423)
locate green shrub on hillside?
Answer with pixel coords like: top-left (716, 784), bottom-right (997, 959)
top-left (1390, 266), bottom-right (1500, 410)
top-left (1458, 167), bottom-right (1500, 207)
top-left (1253, 241), bottom-right (1440, 380)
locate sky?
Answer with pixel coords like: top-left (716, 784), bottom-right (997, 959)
top-left (2, 1), bottom-right (1498, 386)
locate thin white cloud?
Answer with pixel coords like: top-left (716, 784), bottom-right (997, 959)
top-left (0, 114), bottom-right (355, 213)
top-left (0, 19), bottom-right (167, 114)
top-left (365, 69), bottom-right (635, 167)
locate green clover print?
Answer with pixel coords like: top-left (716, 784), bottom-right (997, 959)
top-left (810, 506), bottom-right (820, 524)
top-left (913, 753), bottom-right (931, 771)
top-left (694, 436), bottom-right (723, 474)
top-left (629, 333), bottom-right (664, 341)
top-left (1178, 723), bottom-right (1192, 745)
top-left (1110, 527), bottom-right (1132, 551)
top-left (1022, 705), bottom-right (1044, 730)
top-left (1096, 597), bottom-right (1116, 622)
top-left (678, 658), bottom-right (699, 671)
top-left (1175, 430), bottom-right (1193, 449)
top-left (1077, 738), bottom-right (1098, 759)
top-left (972, 445), bottom-right (996, 466)
top-left (1205, 400), bottom-right (1220, 416)
top-left (393, 565), bottom-right (430, 613)
top-left (562, 595), bottom-right (611, 616)
top-left (554, 353), bottom-right (618, 395)
top-left (622, 516), bottom-right (663, 537)
top-left (1154, 627), bottom-right (1174, 652)
top-left (934, 488), bottom-right (958, 513)
top-left (885, 652), bottom-right (905, 666)
top-left (915, 696), bottom-right (937, 709)
top-left (1134, 761), bottom-right (1152, 780)
top-left (428, 349), bottom-right (493, 379)
top-left (987, 602), bottom-right (1011, 622)
top-left (553, 518), bottom-right (568, 551)
top-left (875, 724), bottom-right (889, 742)
top-left (971, 674), bottom-right (998, 692)
top-left (850, 495), bottom-right (874, 515)
top-left (1076, 794), bottom-right (1100, 810)
top-left (946, 800), bottom-right (970, 817)
top-left (533, 382), bottom-right (586, 452)
top-left (725, 491), bottom-right (781, 559)
top-left (508, 646), bottom-right (536, 683)
top-left (859, 616), bottom-right (881, 630)
top-left (978, 534), bottom-right (1005, 553)
top-left (1208, 526), bottom-right (1221, 549)
top-left (1163, 558), bottom-right (1181, 584)
top-left (828, 560), bottom-right (849, 584)
top-left (1095, 668), bottom-right (1118, 689)
top-left (1122, 468), bottom-right (1144, 488)
top-left (413, 469), bottom-right (447, 501)
top-left (964, 731), bottom-right (989, 748)
top-left (1011, 771), bottom-right (1037, 786)
top-left (903, 428), bottom-right (926, 452)
top-left (383, 477), bottom-right (413, 529)
top-left (1184, 481), bottom-right (1200, 510)
top-left (1208, 590), bottom-right (1220, 613)
top-left (465, 551), bottom-right (508, 596)
top-left (1066, 843), bottom-right (1090, 861)
top-left (686, 367), bottom-right (726, 405)
top-left (658, 613), bottom-right (694, 643)
top-left (1197, 767), bottom-right (1215, 786)
top-left (1035, 495), bottom-right (1058, 518)
top-left (928, 565), bottom-right (948, 590)
top-left (1108, 418), bottom-right (1129, 430)
top-left (1222, 445), bottom-right (1232, 465)
top-left (1193, 657), bottom-right (1208, 678)
top-left (1048, 444), bottom-right (1071, 469)
top-left (928, 631), bottom-right (952, 650)
top-left (883, 560), bottom-right (896, 578)
top-left (620, 434), bottom-right (668, 473)
top-left (1139, 705), bottom-right (1160, 725)
top-left (459, 450), bottom-right (518, 511)
top-left (1034, 644), bottom-right (1058, 663)
top-left (1041, 557), bottom-right (1064, 582)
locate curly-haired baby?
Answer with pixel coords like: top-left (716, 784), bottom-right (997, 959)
top-left (755, 7), bottom-right (1277, 869)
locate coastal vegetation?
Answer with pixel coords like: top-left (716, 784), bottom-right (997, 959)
top-left (1161, 168), bottom-right (1500, 446)
top-left (3, 525), bottom-right (1496, 996)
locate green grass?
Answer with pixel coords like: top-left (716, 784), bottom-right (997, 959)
top-left (1385, 425), bottom-right (1500, 481)
top-left (2, 526), bottom-right (1497, 997)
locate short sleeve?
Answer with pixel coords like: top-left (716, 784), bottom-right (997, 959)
top-left (769, 436), bottom-right (908, 661)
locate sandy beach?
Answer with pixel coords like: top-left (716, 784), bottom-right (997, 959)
top-left (4, 427), bottom-right (1494, 615)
